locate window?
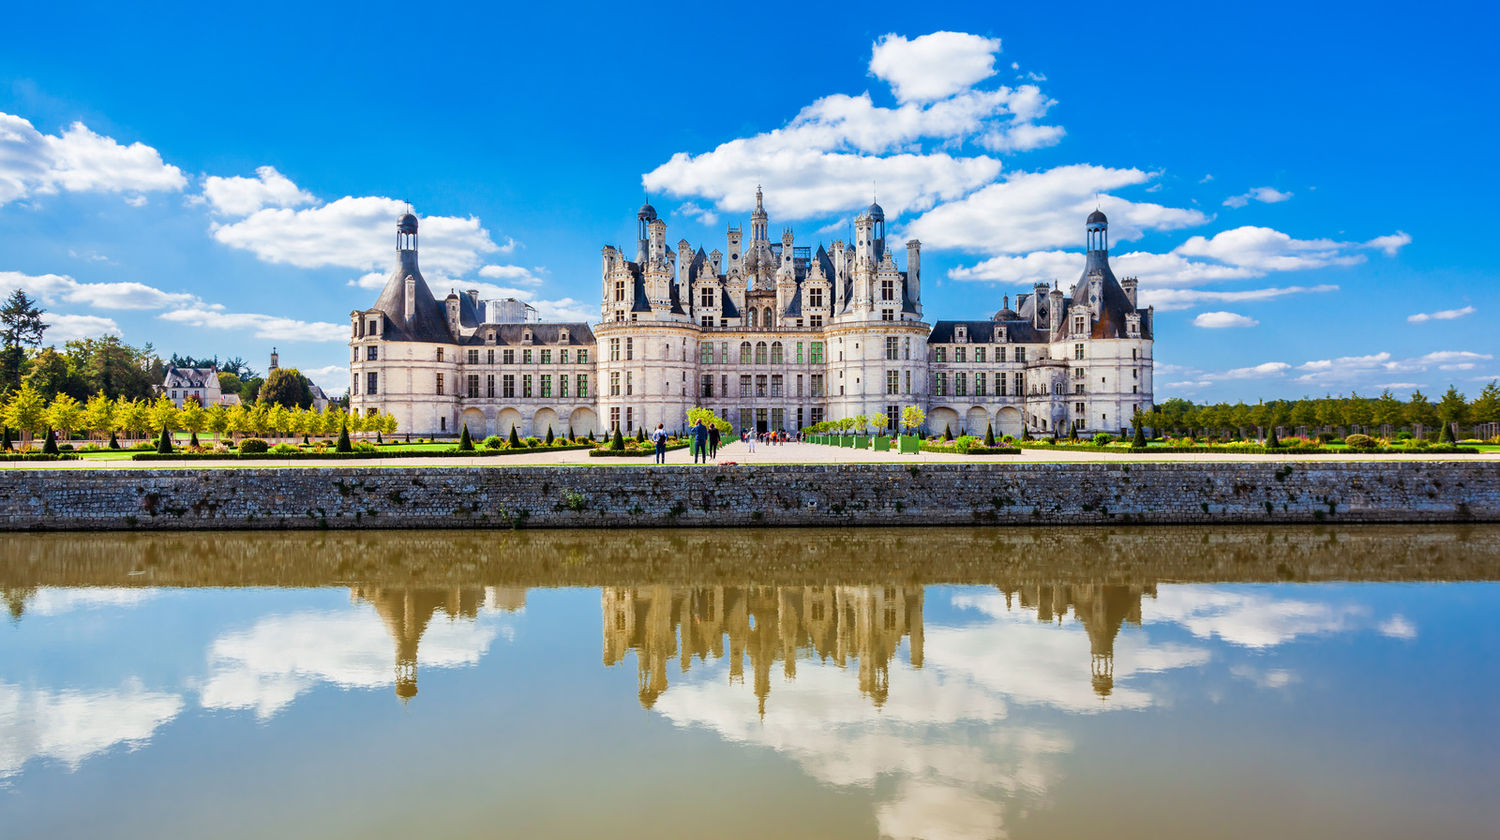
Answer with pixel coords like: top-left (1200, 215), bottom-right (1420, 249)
top-left (523, 375), bottom-right (533, 398)
top-left (998, 374), bottom-right (1007, 396)
top-left (437, 347), bottom-right (444, 362)
top-left (976, 373), bottom-right (987, 397)
top-left (1074, 343), bottom-right (1085, 360)
top-left (368, 319), bottom-right (378, 335)
top-left (1076, 402), bottom-right (1086, 414)
top-left (486, 374), bottom-right (495, 398)
top-left (796, 374), bottom-right (804, 397)
top-left (523, 349), bottom-right (533, 365)
top-left (366, 346), bottom-right (378, 361)
top-left (881, 277), bottom-right (895, 300)
top-left (886, 337), bottom-right (898, 360)
top-left (1014, 373), bottom-right (1024, 395)
top-left (808, 287), bottom-right (823, 308)
top-left (810, 342), bottom-right (824, 364)
top-left (610, 407), bottom-right (620, 430)
top-left (771, 342), bottom-right (783, 364)
top-left (560, 349), bottom-right (568, 364)
top-left (975, 347), bottom-right (986, 364)
top-left (934, 347), bottom-right (947, 363)
top-left (904, 370), bottom-right (911, 394)
top-left (771, 408), bottom-right (784, 431)
top-left (503, 375), bottom-right (516, 398)
top-left (1075, 384), bottom-right (1085, 395)
top-left (770, 374), bottom-right (783, 397)
top-left (1133, 369), bottom-right (1139, 380)
top-left (610, 372), bottom-right (620, 396)
top-left (541, 349), bottom-right (552, 365)
top-left (1132, 348), bottom-right (1139, 361)
top-left (467, 374), bottom-right (479, 398)
top-left (886, 370), bottom-right (899, 395)
top-left (955, 347), bottom-right (967, 363)
top-left (755, 375), bottom-right (767, 397)
top-left (610, 338), bottom-right (620, 361)
top-left (955, 373), bottom-right (967, 397)
top-left (1074, 367), bottom-right (1085, 379)
top-left (487, 349), bottom-right (495, 364)
top-left (700, 286), bottom-right (715, 308)
top-left (795, 342), bottom-right (804, 364)
top-left (998, 347), bottom-right (1007, 363)
top-left (810, 374), bottom-right (824, 397)
top-left (436, 373), bottom-right (445, 395)
top-left (504, 349), bottom-right (515, 364)
top-left (881, 309), bottom-right (894, 321)
top-left (625, 372), bottom-right (632, 396)
top-left (701, 374), bottom-right (714, 397)
top-left (578, 349), bottom-right (590, 364)
top-left (1016, 347), bottom-right (1027, 363)
top-left (366, 372), bottom-right (378, 395)
top-left (747, 309), bottom-right (757, 328)
top-left (739, 342), bottom-right (752, 364)
top-left (701, 342), bottom-right (714, 364)
top-left (577, 375), bottom-right (588, 398)
top-left (809, 314), bottom-right (823, 327)
top-left (541, 375), bottom-right (552, 398)
top-left (739, 375), bottom-right (751, 397)
top-left (763, 306), bottom-right (772, 327)
top-left (934, 372), bottom-right (947, 396)
top-left (626, 407), bottom-right (633, 432)
top-left (468, 349), bottom-right (479, 365)
top-left (755, 342), bottom-right (768, 364)
top-left (614, 278), bottom-right (626, 302)
top-left (561, 375), bottom-right (569, 398)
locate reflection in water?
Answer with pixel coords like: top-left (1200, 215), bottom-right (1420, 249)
top-left (1, 527), bottom-right (1498, 839)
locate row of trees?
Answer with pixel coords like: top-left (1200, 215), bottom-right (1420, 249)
top-left (806, 407), bottom-right (928, 436)
top-left (1, 386), bottom-right (394, 446)
top-left (1138, 383), bottom-right (1500, 440)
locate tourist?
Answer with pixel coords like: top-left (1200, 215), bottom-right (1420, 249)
top-left (708, 423), bottom-right (720, 458)
top-left (746, 430), bottom-right (757, 453)
top-left (650, 423), bottom-right (668, 464)
top-left (691, 419), bottom-right (710, 463)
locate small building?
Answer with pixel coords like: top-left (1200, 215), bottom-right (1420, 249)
top-left (158, 366), bottom-right (237, 408)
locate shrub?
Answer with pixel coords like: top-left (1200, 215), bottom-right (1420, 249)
top-left (239, 438), bottom-right (269, 454)
top-left (610, 427), bottom-right (625, 451)
top-left (458, 423), bottom-right (474, 451)
top-left (155, 427), bottom-right (172, 455)
top-left (1344, 433), bottom-right (1377, 449)
top-left (508, 426), bottom-right (521, 448)
top-left (943, 424), bottom-right (953, 441)
top-left (59, 443), bottom-right (75, 452)
top-left (107, 431), bottom-right (119, 449)
top-left (130, 441), bottom-right (154, 451)
top-left (1267, 427), bottom-right (1280, 448)
top-left (337, 424), bottom-right (353, 453)
top-left (270, 443), bottom-right (300, 454)
top-left (483, 435), bottom-right (503, 449)
top-left (953, 434), bottom-right (979, 454)
top-left (984, 423), bottom-right (995, 447)
top-left (545, 426), bottom-right (555, 445)
top-left (355, 440), bottom-right (378, 453)
top-left (523, 436), bottom-right (541, 448)
top-left (1133, 423), bottom-right (1147, 448)
top-left (1092, 433), bottom-right (1113, 447)
top-left (42, 429), bottom-right (60, 455)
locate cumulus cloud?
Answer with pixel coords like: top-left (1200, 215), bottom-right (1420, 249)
top-left (300, 365), bottom-right (349, 391)
top-left (1147, 587), bottom-right (1366, 648)
top-left (1223, 186), bottom-right (1293, 208)
top-left (676, 202), bottom-right (718, 225)
top-left (200, 166), bottom-right (315, 215)
top-left (1363, 231), bottom-right (1411, 256)
top-left (1174, 226), bottom-right (1364, 273)
top-left (0, 680), bottom-right (183, 779)
top-left (1173, 348), bottom-right (1494, 390)
top-left (1193, 311), bottom-right (1258, 329)
top-left (1141, 284), bottom-right (1339, 312)
top-left (210, 195), bottom-right (501, 279)
top-left (46, 313), bottom-right (122, 342)
top-left (0, 112), bottom-right (185, 206)
top-left (157, 307), bottom-right (348, 342)
top-left (1408, 305), bottom-right (1475, 323)
top-left (477, 264), bottom-right (545, 286)
top-left (0, 269), bottom-right (198, 310)
top-left (869, 31), bottom-right (1003, 103)
top-left (1378, 615), bottom-right (1417, 640)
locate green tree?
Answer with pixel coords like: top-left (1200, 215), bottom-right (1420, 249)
top-left (148, 395), bottom-right (180, 438)
top-left (870, 412), bottom-right (890, 437)
top-left (1471, 381), bottom-right (1500, 430)
top-left (259, 367), bottom-right (313, 409)
top-left (205, 403), bottom-right (230, 440)
top-left (3, 383), bottom-right (47, 445)
top-left (1373, 390), bottom-right (1404, 435)
top-left (901, 405), bottom-right (925, 435)
top-left (45, 393), bottom-right (83, 439)
top-left (81, 391), bottom-right (116, 441)
top-left (1405, 390), bottom-right (1437, 437)
top-left (68, 335), bottom-right (154, 399)
top-left (218, 371), bottom-right (243, 396)
top-left (1437, 386), bottom-right (1469, 437)
top-left (21, 347), bottom-right (79, 400)
top-left (337, 422), bottom-right (352, 453)
top-left (118, 399), bottom-right (152, 442)
top-left (0, 289), bottom-right (47, 391)
top-left (240, 376), bottom-right (264, 404)
top-left (458, 423), bottom-right (474, 451)
top-left (179, 397), bottom-right (209, 439)
top-left (226, 403), bottom-right (252, 442)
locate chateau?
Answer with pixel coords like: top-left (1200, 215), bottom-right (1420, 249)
top-left (348, 193), bottom-right (1154, 438)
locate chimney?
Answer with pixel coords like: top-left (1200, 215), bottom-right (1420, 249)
top-left (1121, 276), bottom-right (1139, 308)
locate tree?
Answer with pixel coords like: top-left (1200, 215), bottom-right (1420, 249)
top-left (1373, 390), bottom-right (1404, 436)
top-left (870, 412), bottom-right (890, 437)
top-left (206, 403), bottom-right (230, 440)
top-left (609, 426), bottom-right (623, 451)
top-left (220, 356), bottom-right (257, 380)
top-left (21, 347), bottom-right (79, 400)
top-left (1131, 411), bottom-right (1147, 448)
top-left (148, 396), bottom-right (179, 439)
top-left (511, 425), bottom-right (523, 448)
top-left (984, 422), bottom-right (995, 446)
top-left (45, 393), bottom-right (83, 440)
top-left (259, 367), bottom-right (314, 409)
top-left (3, 384), bottom-right (47, 445)
top-left (943, 424), bottom-right (952, 441)
top-left (458, 423), bottom-right (474, 451)
top-left (225, 403), bottom-right (252, 442)
top-left (0, 289), bottom-right (47, 391)
top-left (901, 406), bottom-right (925, 436)
top-left (179, 397), bottom-right (209, 441)
top-left (1437, 386), bottom-right (1469, 437)
top-left (853, 414), bottom-right (870, 435)
top-left (336, 422), bottom-right (352, 453)
top-left (1405, 390), bottom-right (1437, 437)
top-left (1471, 381), bottom-right (1500, 432)
top-left (82, 391), bottom-right (116, 441)
top-left (69, 336), bottom-right (154, 399)
top-left (218, 371), bottom-right (243, 396)
top-left (544, 426), bottom-right (554, 445)
top-left (240, 376), bottom-right (264, 404)
top-left (156, 424), bottom-right (173, 454)
top-left (118, 399), bottom-right (152, 442)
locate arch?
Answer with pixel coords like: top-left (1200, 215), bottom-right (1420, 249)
top-left (569, 406), bottom-right (598, 436)
top-left (460, 407), bottom-right (487, 438)
top-left (965, 407), bottom-right (990, 436)
top-left (763, 306), bottom-right (773, 326)
top-left (747, 309), bottom-right (757, 328)
top-left (927, 407), bottom-right (961, 438)
top-left (995, 406), bottom-right (1023, 437)
top-left (754, 341), bottom-right (768, 364)
top-left (739, 341), bottom-right (752, 364)
top-left (531, 407), bottom-right (559, 439)
top-left (770, 341), bottom-right (784, 364)
top-left (497, 407), bottom-right (523, 439)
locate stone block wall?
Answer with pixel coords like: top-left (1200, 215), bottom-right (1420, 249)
top-left (0, 462), bottom-right (1495, 531)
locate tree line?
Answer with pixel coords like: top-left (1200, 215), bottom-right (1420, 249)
top-left (1139, 385), bottom-right (1500, 441)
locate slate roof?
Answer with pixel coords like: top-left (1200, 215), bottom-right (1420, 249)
top-left (928, 320), bottom-right (1049, 344)
top-left (463, 323), bottom-right (596, 346)
top-left (369, 250), bottom-right (454, 343)
top-left (162, 367), bottom-right (218, 388)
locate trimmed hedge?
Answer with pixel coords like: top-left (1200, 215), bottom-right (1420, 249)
top-left (919, 443), bottom-right (1022, 456)
top-left (130, 443), bottom-right (596, 461)
top-left (1013, 442), bottom-right (1480, 455)
top-left (0, 453), bottom-right (81, 462)
top-left (588, 443), bottom-right (691, 458)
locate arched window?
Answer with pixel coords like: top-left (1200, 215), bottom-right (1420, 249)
top-left (763, 307), bottom-right (773, 327)
top-left (770, 342), bottom-right (784, 364)
top-left (739, 342), bottom-right (752, 364)
top-left (747, 309), bottom-right (757, 328)
top-left (755, 341), bottom-right (768, 364)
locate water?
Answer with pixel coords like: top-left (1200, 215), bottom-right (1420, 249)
top-left (2, 527), bottom-right (1498, 839)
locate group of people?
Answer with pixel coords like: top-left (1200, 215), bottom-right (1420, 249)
top-left (649, 421), bottom-right (798, 463)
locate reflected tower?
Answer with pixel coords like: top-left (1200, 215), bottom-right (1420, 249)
top-left (353, 586), bottom-right (484, 702)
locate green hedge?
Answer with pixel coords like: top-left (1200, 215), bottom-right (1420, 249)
top-left (919, 443), bottom-right (1022, 456)
top-left (1014, 443), bottom-right (1480, 455)
top-left (588, 443), bottom-right (691, 458)
top-left (130, 444), bottom-right (596, 461)
top-left (0, 453), bottom-right (80, 462)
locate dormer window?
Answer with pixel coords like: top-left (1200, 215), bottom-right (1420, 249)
top-left (1074, 315), bottom-right (1087, 335)
top-left (994, 326), bottom-right (1007, 343)
top-left (522, 329), bottom-right (533, 344)
top-left (955, 324), bottom-right (968, 343)
top-left (487, 332), bottom-right (496, 343)
top-left (559, 327), bottom-right (569, 343)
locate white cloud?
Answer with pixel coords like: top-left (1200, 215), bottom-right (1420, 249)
top-left (909, 164), bottom-right (1208, 256)
top-left (869, 32), bottom-right (1003, 103)
top-left (210, 195), bottom-right (500, 279)
top-left (1218, 361), bottom-right (1292, 380)
top-left (46, 313), bottom-right (121, 342)
top-left (1142, 284), bottom-right (1339, 312)
top-left (0, 113), bottom-right (185, 206)
top-left (25, 587), bottom-right (159, 616)
top-left (157, 307), bottom-right (348, 342)
top-left (1364, 231), bottom-right (1411, 256)
top-left (0, 680), bottom-right (183, 779)
top-left (1193, 311), bottom-right (1258, 329)
top-left (1174, 226), bottom-right (1363, 273)
top-left (1146, 587), bottom-right (1365, 648)
top-left (1408, 305), bottom-right (1475, 323)
top-left (676, 202), bottom-right (718, 225)
top-left (1378, 615), bottom-right (1417, 640)
top-left (348, 271), bottom-right (386, 290)
top-left (477, 264), bottom-right (545, 286)
top-left (1223, 186), bottom-right (1293, 208)
top-left (300, 365), bottom-right (349, 391)
top-left (0, 269), bottom-right (199, 310)
top-left (200, 166), bottom-right (315, 216)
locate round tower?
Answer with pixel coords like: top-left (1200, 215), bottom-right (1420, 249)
top-left (397, 209), bottom-right (418, 253)
top-left (1086, 209), bottom-right (1108, 253)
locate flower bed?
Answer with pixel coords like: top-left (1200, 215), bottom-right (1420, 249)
top-left (1011, 442), bottom-right (1480, 455)
top-left (130, 443), bottom-right (597, 461)
top-left (587, 442), bottom-right (692, 458)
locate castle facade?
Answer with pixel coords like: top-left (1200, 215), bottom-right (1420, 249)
top-left (348, 193), bottom-right (1154, 438)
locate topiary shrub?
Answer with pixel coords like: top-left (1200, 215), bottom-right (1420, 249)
top-left (239, 438), bottom-right (269, 454)
top-left (155, 427), bottom-right (172, 455)
top-left (611, 427), bottom-right (625, 451)
top-left (943, 424), bottom-right (953, 441)
top-left (1344, 433), bottom-right (1377, 449)
top-left (2, 426), bottom-right (12, 451)
top-left (336, 424), bottom-right (352, 453)
top-left (1133, 423), bottom-right (1147, 448)
top-left (1092, 433), bottom-right (1113, 447)
top-left (1440, 422), bottom-right (1457, 443)
top-left (545, 426), bottom-right (554, 445)
top-left (483, 435), bottom-right (503, 449)
top-left (42, 428), bottom-right (60, 455)
top-left (1267, 427), bottom-right (1280, 448)
top-left (189, 431), bottom-right (200, 448)
top-left (508, 426), bottom-right (521, 448)
top-left (984, 423), bottom-right (995, 447)
top-left (458, 423), bottom-right (474, 451)
top-left (1069, 423), bottom-right (1079, 441)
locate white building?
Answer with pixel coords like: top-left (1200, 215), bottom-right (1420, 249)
top-left (348, 198), bottom-right (1153, 438)
top-left (158, 366), bottom-right (237, 408)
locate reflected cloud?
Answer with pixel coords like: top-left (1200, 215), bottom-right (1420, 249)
top-left (26, 587), bottom-right (161, 617)
top-left (1378, 614), bottom-right (1418, 639)
top-left (0, 679), bottom-right (183, 781)
top-left (1145, 586), bottom-right (1369, 648)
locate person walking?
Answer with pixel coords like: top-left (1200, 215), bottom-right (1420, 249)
top-left (746, 429), bottom-right (757, 453)
top-left (650, 423), bottom-right (668, 465)
top-left (708, 423), bottom-right (720, 458)
top-left (690, 419), bottom-right (709, 463)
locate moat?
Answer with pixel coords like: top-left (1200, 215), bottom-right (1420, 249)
top-left (2, 526), bottom-right (1498, 839)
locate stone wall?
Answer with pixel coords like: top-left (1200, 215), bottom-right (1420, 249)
top-left (1, 462), bottom-right (1496, 531)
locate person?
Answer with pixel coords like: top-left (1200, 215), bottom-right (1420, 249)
top-left (690, 419), bottom-right (709, 463)
top-left (708, 422), bottom-right (720, 458)
top-left (650, 423), bottom-right (668, 464)
top-left (746, 429), bottom-right (757, 453)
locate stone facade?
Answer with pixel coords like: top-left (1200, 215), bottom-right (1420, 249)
top-left (348, 196), bottom-right (1154, 438)
top-left (2, 462), bottom-right (1495, 531)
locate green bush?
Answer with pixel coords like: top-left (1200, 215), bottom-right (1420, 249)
top-left (336, 424), bottom-right (352, 453)
top-left (270, 443), bottom-right (300, 454)
top-left (354, 441), bottom-right (378, 453)
top-left (483, 435), bottom-right (503, 449)
top-left (1344, 433), bottom-right (1377, 449)
top-left (458, 423), bottom-right (474, 451)
top-left (611, 427), bottom-right (625, 451)
top-left (1092, 433), bottom-right (1113, 447)
top-left (155, 427), bottom-right (172, 455)
top-left (508, 426), bottom-right (521, 448)
top-left (524, 436), bottom-right (541, 448)
top-left (239, 438), bottom-right (269, 454)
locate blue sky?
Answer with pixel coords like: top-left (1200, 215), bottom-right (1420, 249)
top-left (1, 1), bottom-right (1494, 401)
